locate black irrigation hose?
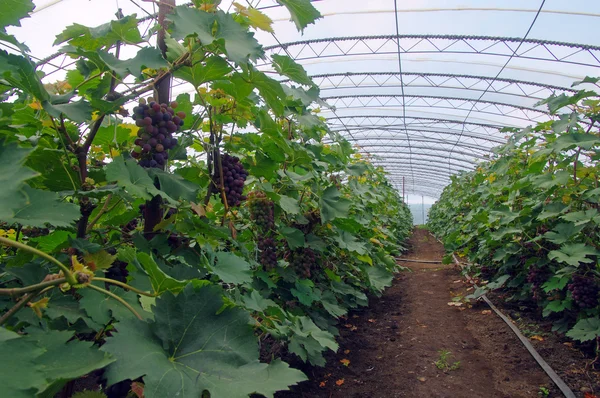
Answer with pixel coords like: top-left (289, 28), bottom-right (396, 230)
top-left (449, 252), bottom-right (577, 398)
top-left (395, 257), bottom-right (443, 264)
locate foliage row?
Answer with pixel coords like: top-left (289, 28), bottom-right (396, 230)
top-left (0, 1), bottom-right (412, 397)
top-left (428, 85), bottom-right (600, 343)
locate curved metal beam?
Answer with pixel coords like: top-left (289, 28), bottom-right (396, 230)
top-left (355, 144), bottom-right (487, 160)
top-left (322, 94), bottom-right (549, 123)
top-left (326, 115), bottom-right (505, 131)
top-left (371, 158), bottom-right (471, 172)
top-left (330, 126), bottom-right (505, 146)
top-left (300, 72), bottom-right (578, 95)
top-left (263, 34), bottom-right (600, 69)
top-left (383, 167), bottom-right (455, 181)
top-left (328, 136), bottom-right (491, 153)
top-left (364, 150), bottom-right (478, 165)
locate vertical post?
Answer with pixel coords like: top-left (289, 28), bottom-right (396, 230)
top-left (402, 176), bottom-right (405, 203)
top-left (421, 195), bottom-right (425, 225)
top-left (143, 0), bottom-right (175, 238)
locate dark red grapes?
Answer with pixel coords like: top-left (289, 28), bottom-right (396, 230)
top-left (258, 236), bottom-right (277, 270)
top-left (248, 191), bottom-right (275, 232)
top-left (214, 154), bottom-right (248, 207)
top-left (291, 248), bottom-right (316, 278)
top-left (131, 98), bottom-right (186, 168)
top-left (568, 274), bottom-right (599, 309)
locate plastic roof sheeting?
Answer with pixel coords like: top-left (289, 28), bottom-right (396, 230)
top-left (11, 0), bottom-right (600, 198)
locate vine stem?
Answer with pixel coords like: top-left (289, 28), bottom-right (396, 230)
top-left (0, 237), bottom-right (77, 285)
top-left (0, 277), bottom-right (66, 297)
top-left (86, 194), bottom-right (113, 233)
top-left (0, 286), bottom-right (55, 326)
top-left (94, 277), bottom-right (157, 297)
top-left (88, 284), bottom-right (143, 320)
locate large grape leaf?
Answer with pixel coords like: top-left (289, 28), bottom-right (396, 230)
top-left (250, 69), bottom-right (287, 116)
top-left (174, 55), bottom-right (232, 86)
top-left (147, 168), bottom-right (199, 202)
top-left (0, 142), bottom-right (79, 227)
top-left (0, 331), bottom-right (46, 398)
top-left (105, 156), bottom-right (163, 200)
top-left (0, 0), bottom-right (34, 30)
top-left (319, 186), bottom-right (351, 223)
top-left (548, 243), bottom-right (600, 266)
top-left (276, 0), bottom-right (322, 32)
top-left (169, 8), bottom-right (263, 64)
top-left (566, 317), bottom-right (600, 342)
top-left (213, 252), bottom-right (253, 284)
top-left (99, 47), bottom-right (167, 78)
top-left (272, 54), bottom-right (313, 86)
top-left (102, 284), bottom-right (306, 398)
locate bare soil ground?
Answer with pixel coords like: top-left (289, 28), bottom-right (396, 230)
top-left (278, 228), bottom-right (598, 398)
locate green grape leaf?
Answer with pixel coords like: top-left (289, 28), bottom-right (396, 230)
top-left (280, 226), bottom-right (305, 250)
top-left (0, 141), bottom-right (37, 201)
top-left (320, 291), bottom-right (347, 318)
top-left (272, 54), bottom-right (313, 86)
top-left (0, 0), bottom-right (34, 31)
top-left (3, 185), bottom-right (80, 228)
top-left (93, 125), bottom-right (133, 147)
top-left (566, 317), bottom-right (600, 341)
top-left (213, 252), bottom-right (253, 284)
top-left (543, 222), bottom-right (585, 244)
top-left (80, 285), bottom-right (151, 325)
top-left (104, 156), bottom-right (163, 200)
top-left (278, 194), bottom-right (301, 214)
top-left (42, 99), bottom-right (92, 123)
top-left (571, 76), bottom-right (600, 87)
top-left (102, 284), bottom-right (306, 398)
top-left (542, 299), bottom-right (572, 317)
top-left (147, 168), bottom-right (199, 202)
top-left (334, 230), bottom-right (366, 254)
top-left (169, 8), bottom-right (263, 64)
top-left (535, 90), bottom-right (596, 114)
top-left (276, 0), bottom-right (322, 32)
top-left (250, 69), bottom-right (287, 116)
top-left (319, 186), bottom-right (352, 223)
top-left (0, 332), bottom-right (46, 398)
top-left (99, 47), bottom-right (167, 78)
top-left (291, 279), bottom-right (319, 306)
top-left (365, 265), bottom-right (393, 293)
top-left (548, 243), bottom-right (600, 266)
top-left (242, 290), bottom-right (278, 312)
top-left (0, 50), bottom-right (49, 100)
top-left (137, 252), bottom-right (187, 295)
top-left (174, 55), bottom-right (232, 86)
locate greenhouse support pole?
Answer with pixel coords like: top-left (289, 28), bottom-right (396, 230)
top-left (402, 176), bottom-right (405, 203)
top-left (143, 0), bottom-right (175, 238)
top-left (422, 195), bottom-right (424, 224)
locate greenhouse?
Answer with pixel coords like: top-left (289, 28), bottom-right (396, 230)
top-left (1, 0), bottom-right (599, 397)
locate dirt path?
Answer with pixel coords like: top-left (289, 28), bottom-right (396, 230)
top-left (280, 228), bottom-right (554, 397)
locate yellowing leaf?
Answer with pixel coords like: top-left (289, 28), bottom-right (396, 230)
top-left (335, 379), bottom-right (344, 386)
top-left (28, 297), bottom-right (49, 318)
top-left (84, 250), bottom-right (117, 270)
top-left (530, 335), bottom-right (544, 341)
top-left (29, 100), bottom-right (42, 110)
top-left (110, 148), bottom-right (120, 158)
top-left (246, 8), bottom-right (274, 32)
top-left (319, 381), bottom-right (326, 388)
top-left (340, 358), bottom-right (350, 367)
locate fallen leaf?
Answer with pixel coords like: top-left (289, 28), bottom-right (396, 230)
top-left (352, 315), bottom-right (359, 318)
top-left (335, 379), bottom-right (345, 386)
top-left (190, 202), bottom-right (206, 217)
top-left (319, 381), bottom-right (327, 388)
top-left (447, 302), bottom-right (463, 307)
top-left (417, 377), bottom-right (427, 382)
top-left (584, 393), bottom-right (598, 398)
top-left (368, 319), bottom-right (376, 323)
top-left (453, 280), bottom-right (462, 283)
top-left (325, 373), bottom-right (332, 378)
top-left (481, 310), bottom-right (492, 315)
top-left (530, 335), bottom-right (544, 341)
top-left (344, 349), bottom-right (351, 354)
top-left (340, 358), bottom-right (350, 367)
top-left (563, 342), bottom-right (574, 347)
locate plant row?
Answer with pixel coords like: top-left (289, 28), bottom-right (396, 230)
top-left (428, 85), bottom-right (600, 344)
top-left (0, 2), bottom-right (412, 397)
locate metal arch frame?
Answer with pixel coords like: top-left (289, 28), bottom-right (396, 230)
top-left (326, 115), bottom-right (505, 132)
top-left (378, 165), bottom-right (466, 180)
top-left (375, 162), bottom-right (468, 175)
top-left (329, 125), bottom-right (505, 146)
top-left (263, 34), bottom-right (600, 69)
top-left (385, 171), bottom-right (451, 185)
top-left (352, 144), bottom-right (487, 161)
top-left (370, 158), bottom-right (472, 173)
top-left (328, 136), bottom-right (493, 153)
top-left (358, 148), bottom-right (477, 165)
top-left (322, 94), bottom-right (550, 124)
top-left (300, 72), bottom-right (579, 98)
top-left (388, 179), bottom-right (445, 193)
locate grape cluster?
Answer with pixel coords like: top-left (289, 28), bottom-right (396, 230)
top-left (258, 236), bottom-right (278, 270)
top-left (121, 219), bottom-right (139, 234)
top-left (248, 191), bottom-right (275, 232)
top-left (527, 266), bottom-right (547, 289)
top-left (21, 227), bottom-right (49, 238)
top-left (106, 260), bottom-right (128, 283)
top-left (214, 154), bottom-right (248, 207)
top-left (291, 248), bottom-right (316, 278)
top-left (568, 274), bottom-right (599, 309)
top-left (131, 98), bottom-right (185, 168)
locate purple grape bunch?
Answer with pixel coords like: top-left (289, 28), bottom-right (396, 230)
top-left (258, 236), bottom-right (278, 270)
top-left (215, 154), bottom-right (248, 207)
top-left (568, 274), bottom-right (599, 309)
top-left (131, 98), bottom-right (186, 168)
